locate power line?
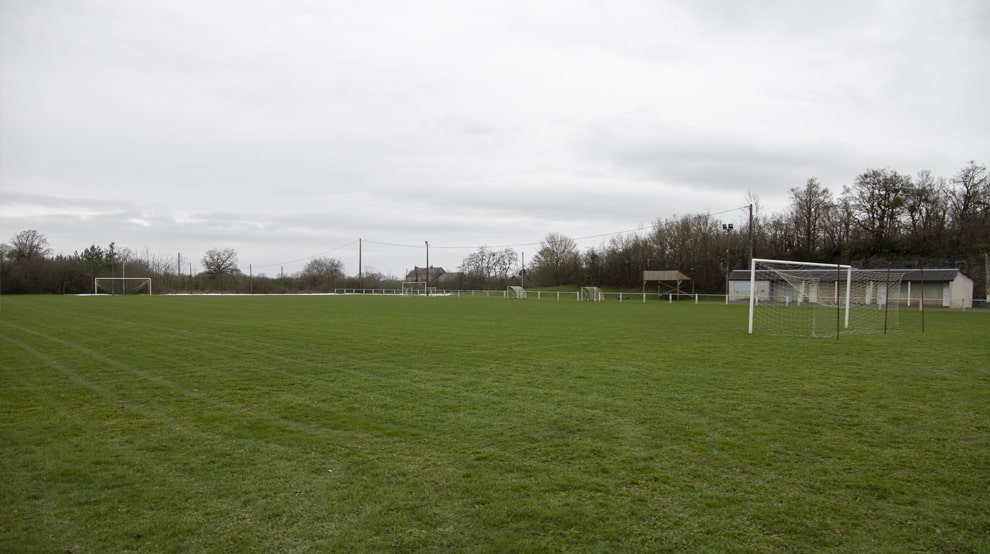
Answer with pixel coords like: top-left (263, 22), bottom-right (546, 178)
top-left (255, 239), bottom-right (361, 269)
top-left (260, 204), bottom-right (748, 267)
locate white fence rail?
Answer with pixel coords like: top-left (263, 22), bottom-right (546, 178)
top-left (332, 288), bottom-right (737, 303)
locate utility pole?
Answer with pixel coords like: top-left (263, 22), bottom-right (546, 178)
top-left (722, 223), bottom-right (734, 304)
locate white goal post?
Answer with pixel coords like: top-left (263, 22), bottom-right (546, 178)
top-left (401, 282), bottom-right (429, 295)
top-left (506, 286), bottom-right (527, 299)
top-left (94, 277), bottom-right (152, 295)
top-left (747, 259), bottom-right (907, 338)
top-left (580, 286), bottom-right (604, 302)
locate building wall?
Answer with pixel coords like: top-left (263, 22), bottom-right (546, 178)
top-left (729, 273), bottom-right (975, 309)
top-left (948, 274), bottom-right (975, 309)
top-left (890, 276), bottom-right (974, 309)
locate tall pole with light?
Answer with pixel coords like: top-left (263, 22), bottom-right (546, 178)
top-left (425, 241), bottom-right (430, 296)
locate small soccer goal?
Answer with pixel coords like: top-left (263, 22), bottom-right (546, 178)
top-left (506, 286), bottom-right (527, 299)
top-left (580, 286), bottom-right (604, 302)
top-left (94, 277), bottom-right (152, 295)
top-left (401, 282), bottom-right (428, 295)
top-left (748, 258), bottom-right (905, 338)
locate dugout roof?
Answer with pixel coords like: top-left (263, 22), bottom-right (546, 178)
top-left (643, 270), bottom-right (691, 282)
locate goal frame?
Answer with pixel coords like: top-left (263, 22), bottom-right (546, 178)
top-left (580, 286), bottom-right (605, 302)
top-left (506, 286), bottom-right (527, 299)
top-left (748, 258), bottom-right (851, 334)
top-left (401, 281), bottom-right (428, 295)
top-left (94, 277), bottom-right (153, 295)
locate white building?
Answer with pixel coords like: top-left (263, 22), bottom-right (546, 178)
top-left (728, 268), bottom-right (975, 309)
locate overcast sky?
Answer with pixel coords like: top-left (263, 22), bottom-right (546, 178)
top-left (2, 0), bottom-right (988, 278)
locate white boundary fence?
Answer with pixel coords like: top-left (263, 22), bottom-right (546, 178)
top-left (332, 288), bottom-right (737, 303)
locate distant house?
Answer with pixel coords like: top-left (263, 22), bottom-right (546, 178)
top-left (728, 268), bottom-right (975, 309)
top-left (404, 266), bottom-right (463, 287)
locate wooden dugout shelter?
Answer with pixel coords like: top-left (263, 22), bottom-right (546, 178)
top-left (643, 270), bottom-right (694, 298)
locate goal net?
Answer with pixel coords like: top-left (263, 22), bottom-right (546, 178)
top-left (748, 259), bottom-right (904, 338)
top-left (506, 286), bottom-right (527, 299)
top-left (580, 286), bottom-right (604, 302)
top-left (94, 277), bottom-right (152, 295)
top-left (401, 282), bottom-right (427, 295)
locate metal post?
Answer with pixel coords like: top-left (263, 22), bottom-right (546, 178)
top-left (920, 267), bottom-right (926, 333)
top-left (748, 203), bottom-right (754, 264)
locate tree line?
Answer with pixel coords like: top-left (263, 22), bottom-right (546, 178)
top-left (455, 162), bottom-right (989, 296)
top-left (0, 238), bottom-right (368, 295)
top-left (2, 162), bottom-right (987, 298)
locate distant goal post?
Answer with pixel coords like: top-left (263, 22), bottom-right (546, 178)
top-left (94, 277), bottom-right (153, 295)
top-left (401, 282), bottom-right (433, 295)
top-left (580, 286), bottom-right (604, 302)
top-left (506, 286), bottom-right (527, 299)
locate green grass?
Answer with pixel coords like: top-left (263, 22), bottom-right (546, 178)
top-left (1, 295), bottom-right (988, 553)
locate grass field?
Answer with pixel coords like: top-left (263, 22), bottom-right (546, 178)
top-left (1, 295), bottom-right (988, 553)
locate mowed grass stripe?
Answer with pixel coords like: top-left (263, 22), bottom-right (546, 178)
top-left (1, 295), bottom-right (988, 552)
top-left (0, 307), bottom-right (438, 551)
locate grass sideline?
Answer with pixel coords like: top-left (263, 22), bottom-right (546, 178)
top-left (1, 295), bottom-right (987, 552)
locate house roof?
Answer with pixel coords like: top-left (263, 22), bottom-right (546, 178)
top-left (405, 266), bottom-right (446, 282)
top-left (729, 268), bottom-right (965, 282)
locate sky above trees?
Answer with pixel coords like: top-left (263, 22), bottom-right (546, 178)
top-left (2, 0), bottom-right (988, 277)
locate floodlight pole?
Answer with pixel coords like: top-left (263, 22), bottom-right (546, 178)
top-left (425, 241), bottom-right (429, 296)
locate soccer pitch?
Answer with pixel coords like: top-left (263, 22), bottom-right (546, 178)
top-left (1, 295), bottom-right (987, 552)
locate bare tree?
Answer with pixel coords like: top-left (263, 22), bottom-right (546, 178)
top-left (497, 248), bottom-right (519, 283)
top-left (949, 162), bottom-right (989, 223)
top-left (530, 232), bottom-right (580, 286)
top-left (8, 230), bottom-right (51, 261)
top-left (903, 170), bottom-right (949, 253)
top-left (949, 161), bottom-right (990, 250)
top-left (822, 188), bottom-right (856, 257)
top-left (202, 248), bottom-right (238, 281)
top-left (789, 178), bottom-right (833, 259)
top-left (849, 168), bottom-right (910, 251)
top-left (459, 246), bottom-right (518, 287)
top-left (300, 256), bottom-right (345, 291)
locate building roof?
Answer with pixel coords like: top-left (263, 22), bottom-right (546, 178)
top-left (405, 266), bottom-right (446, 282)
top-left (729, 268), bottom-right (965, 282)
top-left (643, 270), bottom-right (691, 281)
